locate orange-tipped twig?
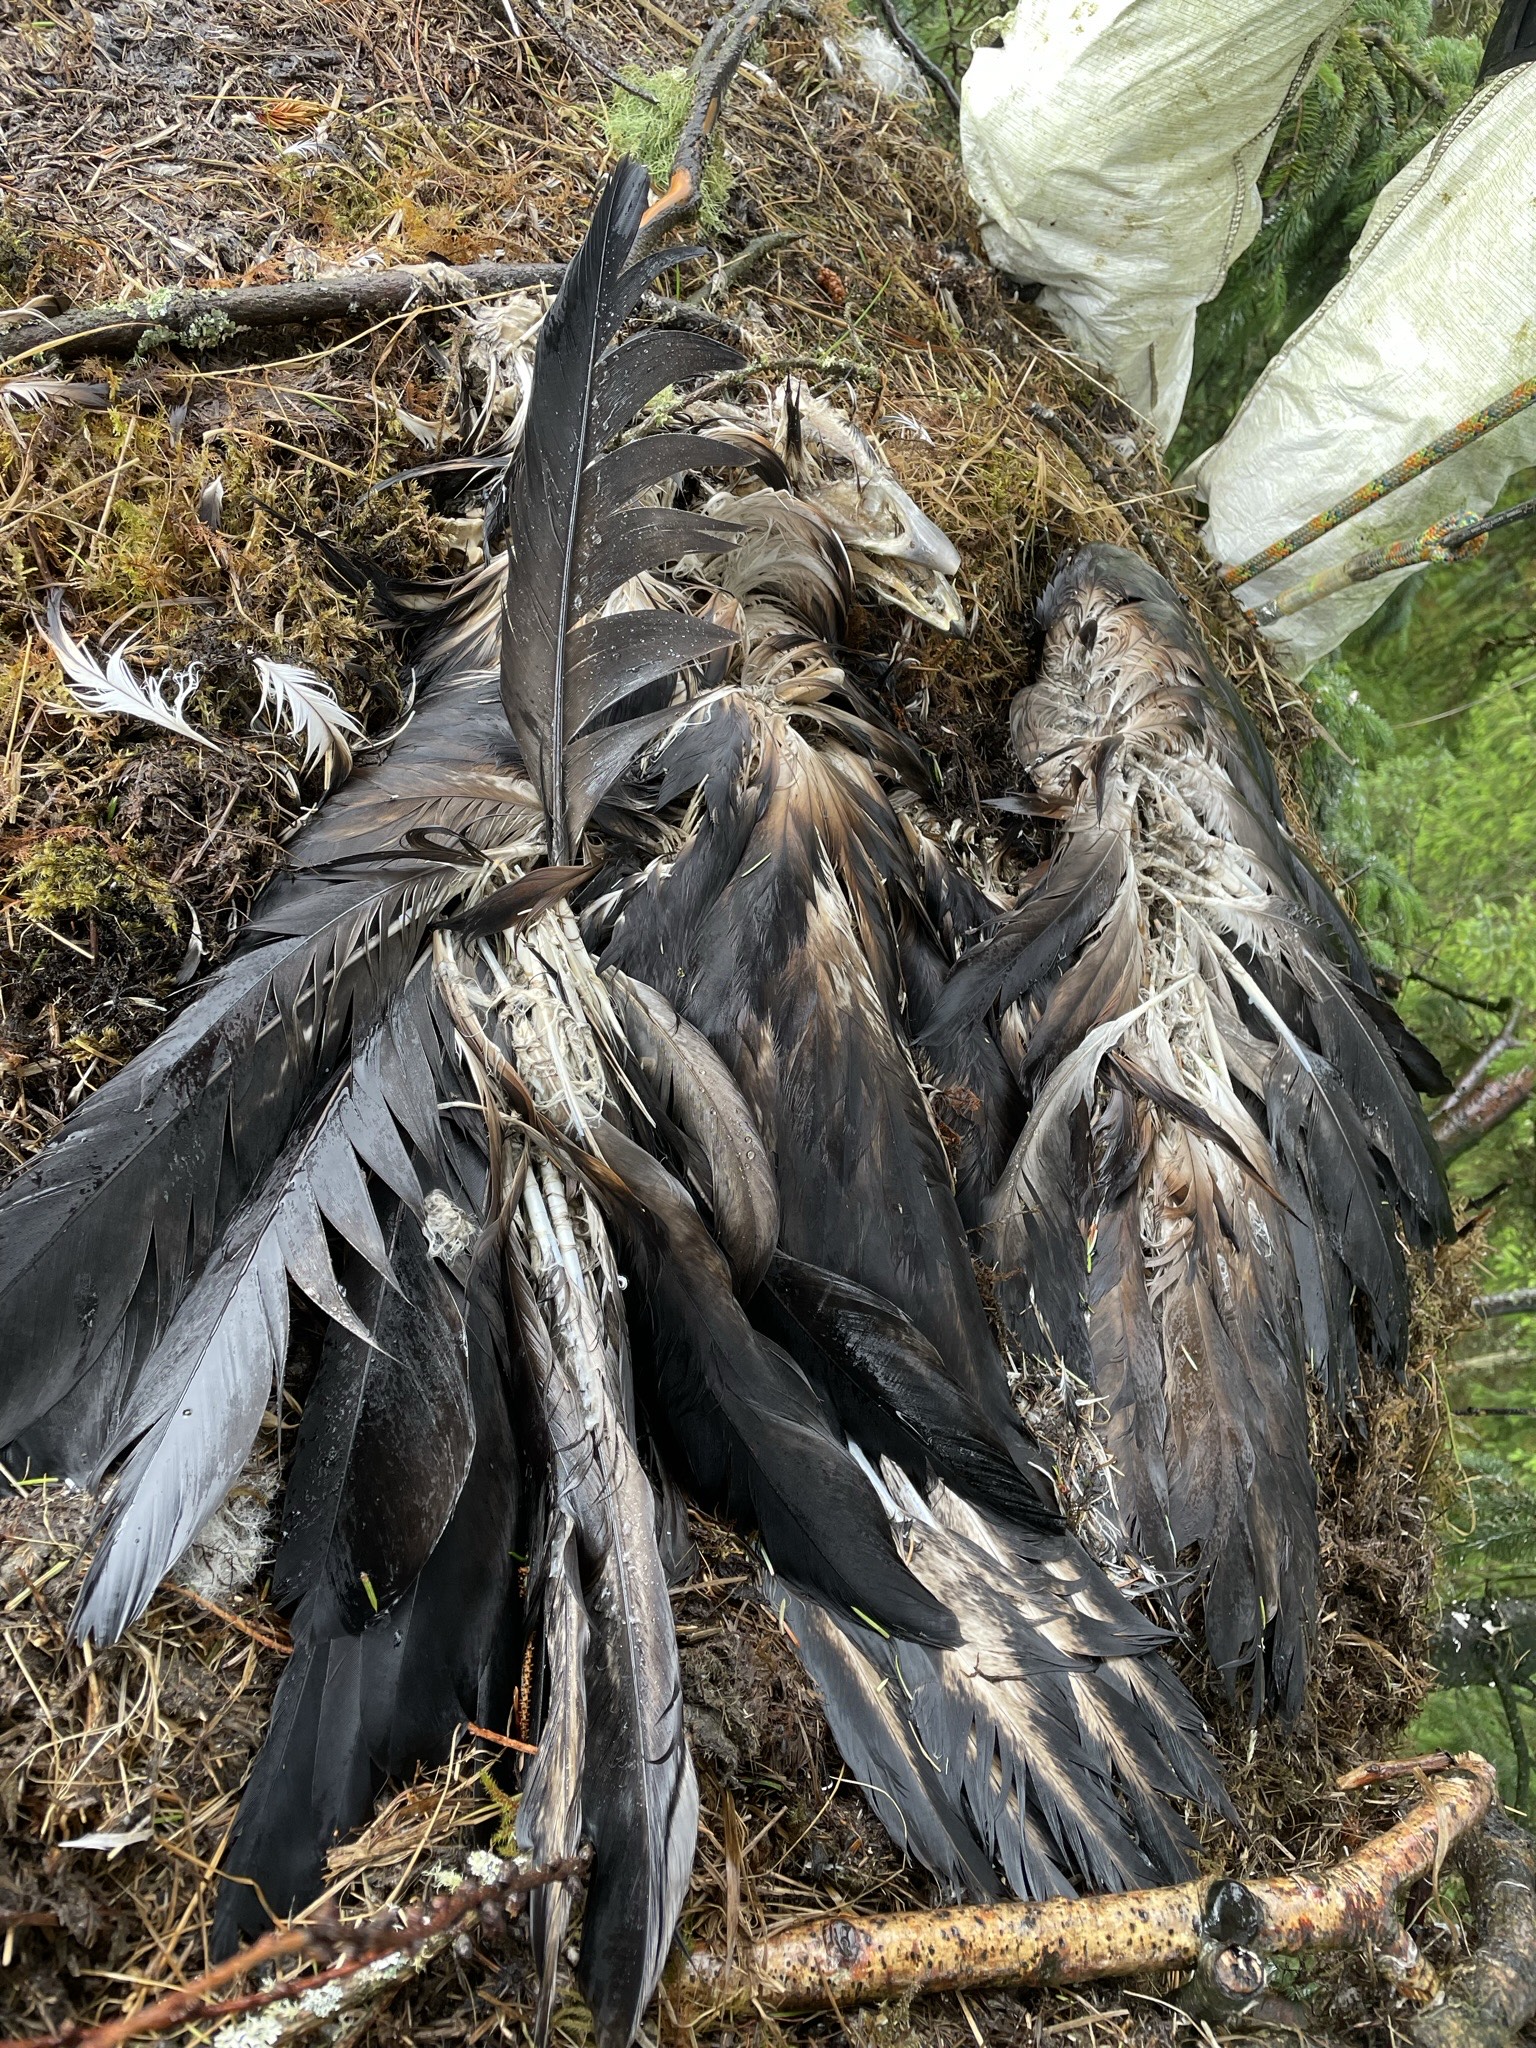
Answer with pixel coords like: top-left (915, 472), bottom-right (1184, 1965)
top-left (679, 1756), bottom-right (1497, 2016)
top-left (640, 0), bottom-right (783, 235)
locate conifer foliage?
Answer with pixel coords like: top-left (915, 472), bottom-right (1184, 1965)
top-left (1170, 2), bottom-right (1489, 469)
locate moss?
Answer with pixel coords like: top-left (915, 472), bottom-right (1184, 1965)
top-left (11, 834), bottom-right (178, 935)
top-left (0, 208), bottom-right (36, 300)
top-left (603, 70), bottom-right (733, 233)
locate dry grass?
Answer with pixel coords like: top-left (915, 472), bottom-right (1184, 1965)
top-left (0, 0), bottom-right (1462, 2039)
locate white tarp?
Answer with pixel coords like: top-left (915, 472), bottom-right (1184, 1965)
top-left (960, 0), bottom-right (1348, 444)
top-left (1186, 62), bottom-right (1536, 672)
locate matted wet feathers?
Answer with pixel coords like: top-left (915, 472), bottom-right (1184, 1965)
top-left (933, 543), bottom-right (1450, 1716)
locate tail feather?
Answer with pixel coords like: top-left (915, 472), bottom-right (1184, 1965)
top-left (591, 1123), bottom-right (959, 1648)
top-left (756, 1252), bottom-right (1055, 1528)
top-left (517, 1511), bottom-right (589, 2047)
top-left (507, 1158), bottom-right (697, 2048)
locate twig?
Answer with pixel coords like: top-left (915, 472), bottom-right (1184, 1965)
top-left (1338, 1751), bottom-right (1455, 1789)
top-left (515, 0), bottom-right (661, 103)
top-left (1409, 971), bottom-right (1514, 1017)
top-left (0, 264), bottom-right (562, 370)
top-left (0, 1855), bottom-right (585, 2048)
top-left (676, 1757), bottom-right (1496, 2015)
top-left (0, 265), bottom-right (741, 372)
top-left (466, 1719), bottom-right (539, 1756)
top-left (641, 0), bottom-right (785, 234)
top-left (687, 229), bottom-right (799, 304)
top-left (1218, 377), bottom-right (1536, 589)
top-left (1436, 1006), bottom-right (1524, 1124)
top-left (1027, 404), bottom-right (1178, 583)
top-left (869, 0), bottom-right (961, 116)
top-left (167, 1581), bottom-right (294, 1655)
top-left (1358, 23), bottom-right (1448, 106)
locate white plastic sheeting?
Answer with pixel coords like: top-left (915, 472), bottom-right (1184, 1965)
top-left (960, 0), bottom-right (1348, 444)
top-left (1186, 63), bottom-right (1536, 672)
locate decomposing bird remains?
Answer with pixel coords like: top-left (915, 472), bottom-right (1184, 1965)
top-left (0, 139), bottom-right (1456, 2048)
top-left (924, 546), bottom-right (1452, 1718)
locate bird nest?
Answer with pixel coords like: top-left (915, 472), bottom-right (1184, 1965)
top-left (0, 0), bottom-right (1468, 2039)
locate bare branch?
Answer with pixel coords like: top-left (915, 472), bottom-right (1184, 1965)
top-left (1474, 1290), bottom-right (1536, 1321)
top-left (677, 1758), bottom-right (1496, 2017)
top-left (869, 0), bottom-right (962, 118)
top-left (640, 0), bottom-right (786, 236)
top-left (1410, 1809), bottom-right (1536, 2047)
top-left (1435, 1068), bottom-right (1536, 1160)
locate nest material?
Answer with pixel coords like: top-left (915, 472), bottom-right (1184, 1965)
top-left (0, 0), bottom-right (1461, 2038)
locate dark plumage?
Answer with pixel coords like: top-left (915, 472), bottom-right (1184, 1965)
top-left (927, 544), bottom-right (1450, 1716)
top-left (1, 179), bottom-right (1251, 2048)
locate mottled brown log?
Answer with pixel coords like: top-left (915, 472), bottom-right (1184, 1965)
top-left (679, 1757), bottom-right (1496, 2016)
top-left (1409, 1807), bottom-right (1536, 2048)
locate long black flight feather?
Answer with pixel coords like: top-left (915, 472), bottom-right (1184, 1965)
top-left (214, 1233), bottom-right (524, 1955)
top-left (500, 159), bottom-right (751, 862)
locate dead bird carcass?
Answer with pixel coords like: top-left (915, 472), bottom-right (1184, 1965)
top-left (0, 161), bottom-right (1448, 2045)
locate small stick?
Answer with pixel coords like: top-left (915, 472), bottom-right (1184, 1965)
top-left (641, 0), bottom-right (785, 234)
top-left (1475, 1289), bottom-right (1536, 1320)
top-left (871, 0), bottom-right (962, 117)
top-left (0, 263), bottom-right (562, 371)
top-left (1338, 1751), bottom-right (1455, 1789)
top-left (168, 1581), bottom-right (294, 1655)
top-left (1218, 377), bottom-right (1536, 590)
top-left (0, 266), bottom-right (740, 372)
top-left (1357, 23), bottom-right (1448, 106)
top-left (1027, 404), bottom-right (1178, 584)
top-left (677, 1756), bottom-right (1496, 2016)
top-left (0, 1855), bottom-right (585, 2048)
top-left (514, 0), bottom-right (661, 102)
top-left (466, 1719), bottom-right (539, 1756)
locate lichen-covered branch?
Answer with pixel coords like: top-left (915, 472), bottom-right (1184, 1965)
top-left (0, 1855), bottom-right (584, 2048)
top-left (0, 264), bottom-right (740, 372)
top-left (0, 263), bottom-right (562, 369)
top-left (640, 0), bottom-right (784, 233)
top-left (678, 1757), bottom-right (1496, 2017)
